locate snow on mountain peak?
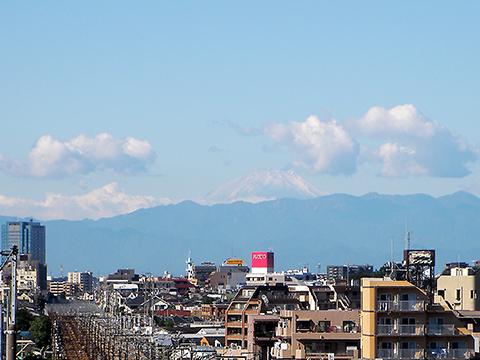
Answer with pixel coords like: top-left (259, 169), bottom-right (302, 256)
top-left (205, 169), bottom-right (321, 204)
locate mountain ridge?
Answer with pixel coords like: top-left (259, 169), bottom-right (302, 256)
top-left (1, 192), bottom-right (478, 276)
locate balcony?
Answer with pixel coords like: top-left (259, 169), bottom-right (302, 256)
top-left (377, 349), bottom-right (423, 359)
top-left (225, 333), bottom-right (243, 341)
top-left (427, 348), bottom-right (474, 359)
top-left (226, 321), bottom-right (243, 328)
top-left (426, 324), bottom-right (456, 336)
top-left (377, 300), bottom-right (425, 312)
top-left (398, 349), bottom-right (424, 359)
top-left (377, 324), bottom-right (424, 336)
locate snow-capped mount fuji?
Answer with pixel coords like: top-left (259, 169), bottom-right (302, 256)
top-left (204, 169), bottom-right (321, 204)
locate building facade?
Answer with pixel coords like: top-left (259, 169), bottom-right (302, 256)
top-left (68, 271), bottom-right (94, 293)
top-left (274, 309), bottom-right (361, 359)
top-left (361, 277), bottom-right (477, 360)
top-left (327, 264), bottom-right (373, 281)
top-left (436, 266), bottom-right (480, 311)
top-left (1, 220), bottom-right (46, 265)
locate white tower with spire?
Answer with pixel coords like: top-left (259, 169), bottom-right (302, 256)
top-left (186, 251), bottom-right (195, 281)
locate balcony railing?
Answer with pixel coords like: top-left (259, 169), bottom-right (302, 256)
top-left (377, 324), bottom-right (424, 335)
top-left (427, 348), bottom-right (474, 359)
top-left (377, 349), bottom-right (423, 359)
top-left (398, 349), bottom-right (423, 359)
top-left (426, 324), bottom-right (456, 336)
top-left (377, 325), bottom-right (394, 335)
top-left (377, 300), bottom-right (425, 312)
top-left (376, 349), bottom-right (394, 359)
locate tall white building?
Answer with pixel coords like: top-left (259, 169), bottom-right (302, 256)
top-left (68, 271), bottom-right (94, 293)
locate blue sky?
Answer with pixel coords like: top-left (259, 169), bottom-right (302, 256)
top-left (1, 1), bottom-right (480, 219)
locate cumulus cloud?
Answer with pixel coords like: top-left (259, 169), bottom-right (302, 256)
top-left (355, 104), bottom-right (436, 138)
top-left (0, 183), bottom-right (171, 220)
top-left (0, 133), bottom-right (156, 178)
top-left (266, 116), bottom-right (359, 175)
top-left (377, 143), bottom-right (428, 177)
top-left (355, 104), bottom-right (477, 177)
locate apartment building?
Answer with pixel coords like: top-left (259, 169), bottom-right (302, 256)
top-left (361, 277), bottom-right (477, 359)
top-left (49, 280), bottom-right (80, 297)
top-left (225, 281), bottom-right (362, 359)
top-left (68, 271), bottom-right (94, 293)
top-left (436, 266), bottom-right (480, 311)
top-left (327, 264), bottom-right (373, 281)
top-left (225, 284), bottom-right (310, 349)
top-left (274, 309), bottom-right (361, 359)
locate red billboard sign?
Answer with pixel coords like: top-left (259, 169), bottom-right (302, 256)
top-left (251, 251), bottom-right (274, 269)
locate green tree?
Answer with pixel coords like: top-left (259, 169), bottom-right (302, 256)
top-left (23, 354), bottom-right (45, 360)
top-left (16, 309), bottom-right (34, 331)
top-left (29, 316), bottom-right (51, 349)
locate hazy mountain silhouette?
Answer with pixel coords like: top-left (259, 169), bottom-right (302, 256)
top-left (14, 192), bottom-right (480, 276)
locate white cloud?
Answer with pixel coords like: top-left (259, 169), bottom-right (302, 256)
top-left (377, 143), bottom-right (428, 177)
top-left (0, 183), bottom-right (171, 220)
top-left (1, 133), bottom-right (156, 178)
top-left (266, 116), bottom-right (359, 175)
top-left (356, 104), bottom-right (436, 138)
top-left (355, 105), bottom-right (478, 177)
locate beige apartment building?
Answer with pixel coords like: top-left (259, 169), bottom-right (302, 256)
top-left (361, 277), bottom-right (477, 360)
top-left (436, 266), bottom-right (480, 311)
top-left (274, 309), bottom-right (360, 359)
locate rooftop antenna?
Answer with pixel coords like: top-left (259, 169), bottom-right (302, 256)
top-left (390, 237), bottom-right (394, 278)
top-left (404, 225), bottom-right (411, 251)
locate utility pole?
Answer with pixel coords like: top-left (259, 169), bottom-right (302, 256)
top-left (1, 245), bottom-right (18, 360)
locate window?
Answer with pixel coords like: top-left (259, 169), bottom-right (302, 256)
top-left (401, 318), bottom-right (416, 325)
top-left (400, 341), bottom-right (416, 350)
top-left (429, 317), bottom-right (444, 326)
top-left (456, 289), bottom-right (461, 301)
top-left (315, 321), bottom-right (331, 333)
top-left (343, 321), bottom-right (356, 332)
top-left (378, 293), bottom-right (392, 301)
top-left (296, 320), bottom-right (312, 332)
top-left (471, 290), bottom-right (474, 299)
top-left (400, 293), bottom-right (416, 301)
top-left (451, 341), bottom-right (466, 350)
top-left (380, 342), bottom-right (392, 350)
top-left (438, 289), bottom-right (445, 298)
top-left (378, 317), bottom-right (392, 325)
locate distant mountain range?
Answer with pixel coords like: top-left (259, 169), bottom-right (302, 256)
top-left (20, 191), bottom-right (480, 276)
